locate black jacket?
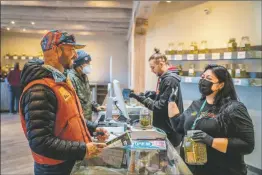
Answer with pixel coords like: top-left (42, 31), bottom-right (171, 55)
top-left (170, 99), bottom-right (254, 175)
top-left (19, 59), bottom-right (97, 161)
top-left (142, 70), bottom-right (184, 141)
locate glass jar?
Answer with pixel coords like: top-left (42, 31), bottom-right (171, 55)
top-left (240, 36), bottom-right (251, 51)
top-left (226, 64), bottom-right (235, 78)
top-left (178, 64), bottom-right (183, 76)
top-left (227, 38), bottom-right (237, 52)
top-left (177, 42), bottom-right (185, 55)
top-left (200, 40), bottom-right (208, 54)
top-left (188, 64), bottom-right (196, 77)
top-left (168, 43), bottom-right (176, 55)
top-left (139, 108), bottom-right (152, 128)
top-left (184, 130), bottom-right (207, 165)
top-left (189, 42), bottom-right (198, 54)
top-left (235, 64), bottom-right (246, 78)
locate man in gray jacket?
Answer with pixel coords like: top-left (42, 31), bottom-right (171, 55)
top-left (68, 50), bottom-right (106, 121)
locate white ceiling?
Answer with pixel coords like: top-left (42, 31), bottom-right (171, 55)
top-left (1, 1), bottom-right (133, 36)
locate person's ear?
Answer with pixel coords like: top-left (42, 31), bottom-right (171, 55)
top-left (218, 82), bottom-right (225, 90)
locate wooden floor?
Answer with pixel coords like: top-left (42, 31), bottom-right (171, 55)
top-left (1, 113), bottom-right (34, 175)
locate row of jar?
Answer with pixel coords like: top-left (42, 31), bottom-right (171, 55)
top-left (166, 36), bottom-right (251, 55)
top-left (177, 63), bottom-right (248, 78)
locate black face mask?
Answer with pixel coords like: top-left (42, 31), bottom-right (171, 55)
top-left (198, 79), bottom-right (214, 96)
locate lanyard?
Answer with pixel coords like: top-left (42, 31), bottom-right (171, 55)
top-left (191, 100), bottom-right (207, 130)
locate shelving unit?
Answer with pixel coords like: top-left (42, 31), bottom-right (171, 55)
top-left (180, 76), bottom-right (262, 87)
top-left (90, 83), bottom-right (108, 105)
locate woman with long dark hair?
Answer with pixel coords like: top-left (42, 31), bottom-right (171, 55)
top-left (168, 64), bottom-right (254, 175)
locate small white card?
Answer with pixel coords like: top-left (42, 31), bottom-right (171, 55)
top-left (175, 55), bottom-right (183, 60)
top-left (21, 56), bottom-right (26, 60)
top-left (236, 69), bottom-right (241, 74)
top-left (5, 56), bottom-right (9, 59)
top-left (212, 53), bottom-right (220, 60)
top-left (198, 54), bottom-right (205, 60)
top-left (237, 51), bottom-right (246, 59)
top-left (28, 56), bottom-right (33, 59)
top-left (224, 52), bottom-right (232, 59)
top-left (167, 55), bottom-right (172, 60)
top-left (13, 56), bottom-right (18, 60)
top-left (187, 54), bottom-right (194, 60)
top-left (185, 77), bottom-right (192, 82)
top-left (234, 79), bottom-right (242, 85)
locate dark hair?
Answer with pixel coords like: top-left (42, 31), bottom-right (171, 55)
top-left (148, 48), bottom-right (168, 64)
top-left (14, 63), bottom-right (19, 70)
top-left (201, 64), bottom-right (238, 108)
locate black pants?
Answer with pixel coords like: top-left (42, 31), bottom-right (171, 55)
top-left (9, 86), bottom-right (21, 113)
top-left (34, 161), bottom-right (76, 175)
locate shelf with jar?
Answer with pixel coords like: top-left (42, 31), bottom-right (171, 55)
top-left (3, 53), bottom-right (44, 60)
top-left (165, 37), bottom-right (261, 61)
top-left (180, 76), bottom-right (261, 87)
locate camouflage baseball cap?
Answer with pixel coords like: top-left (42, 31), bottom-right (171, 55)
top-left (40, 30), bottom-right (85, 52)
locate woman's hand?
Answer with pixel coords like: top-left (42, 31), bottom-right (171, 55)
top-left (168, 102), bottom-right (180, 118)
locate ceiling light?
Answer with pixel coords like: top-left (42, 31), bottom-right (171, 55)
top-left (31, 21), bottom-right (35, 25)
top-left (23, 28), bottom-right (26, 31)
top-left (7, 27), bottom-right (10, 31)
top-left (11, 21), bottom-right (15, 24)
top-left (166, 1), bottom-right (171, 3)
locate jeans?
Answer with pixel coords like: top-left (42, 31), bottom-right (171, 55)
top-left (9, 86), bottom-right (21, 113)
top-left (34, 161), bottom-right (76, 175)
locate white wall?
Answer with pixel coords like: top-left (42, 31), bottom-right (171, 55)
top-left (1, 32), bottom-right (129, 87)
top-left (145, 1), bottom-right (262, 90)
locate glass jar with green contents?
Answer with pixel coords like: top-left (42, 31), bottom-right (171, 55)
top-left (227, 64), bottom-right (235, 78)
top-left (139, 108), bottom-right (152, 128)
top-left (227, 38), bottom-right (237, 52)
top-left (184, 130), bottom-right (207, 165)
top-left (177, 42), bottom-right (185, 55)
top-left (240, 36), bottom-right (251, 51)
top-left (178, 64), bottom-right (183, 76)
top-left (235, 64), bottom-right (246, 78)
top-left (188, 64), bottom-right (196, 77)
top-left (200, 40), bottom-right (208, 54)
top-left (189, 42), bottom-right (198, 54)
top-left (168, 43), bottom-right (176, 55)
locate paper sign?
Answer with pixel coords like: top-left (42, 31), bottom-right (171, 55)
top-left (13, 56), bottom-right (18, 60)
top-left (185, 77), bottom-right (192, 83)
top-left (224, 52), bottom-right (232, 59)
top-left (167, 55), bottom-right (172, 60)
top-left (21, 56), bottom-right (26, 60)
top-left (175, 55), bottom-right (182, 60)
top-left (212, 53), bottom-right (220, 60)
top-left (28, 56), bottom-right (33, 59)
top-left (237, 51), bottom-right (246, 59)
top-left (5, 56), bottom-right (9, 59)
top-left (234, 79), bottom-right (242, 85)
top-left (198, 54), bottom-right (205, 60)
top-left (187, 54), bottom-right (194, 60)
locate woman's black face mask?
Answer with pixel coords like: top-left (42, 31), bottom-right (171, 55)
top-left (198, 79), bottom-right (216, 96)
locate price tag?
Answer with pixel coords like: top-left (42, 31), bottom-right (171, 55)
top-left (236, 69), bottom-right (240, 74)
top-left (175, 55), bottom-right (182, 60)
top-left (212, 53), bottom-right (220, 60)
top-left (224, 52), bottom-right (232, 59)
top-left (28, 56), bottom-right (33, 59)
top-left (185, 77), bottom-right (192, 83)
top-left (167, 55), bottom-right (172, 60)
top-left (234, 79), bottom-right (242, 85)
top-left (187, 54), bottom-right (194, 60)
top-left (13, 56), bottom-right (18, 60)
top-left (5, 56), bottom-right (9, 59)
top-left (198, 54), bottom-right (205, 60)
top-left (237, 51), bottom-right (246, 59)
top-left (21, 56), bottom-right (26, 60)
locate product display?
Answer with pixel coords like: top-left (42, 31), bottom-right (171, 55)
top-left (139, 108), bottom-right (152, 128)
top-left (188, 64), bottom-right (196, 77)
top-left (199, 40), bottom-right (208, 54)
top-left (183, 130), bottom-right (207, 165)
top-left (240, 36), bottom-right (251, 51)
top-left (168, 43), bottom-right (176, 55)
top-left (189, 42), bottom-right (198, 54)
top-left (227, 38), bottom-right (237, 52)
top-left (178, 64), bottom-right (183, 76)
top-left (235, 64), bottom-right (247, 78)
top-left (177, 42), bottom-right (185, 55)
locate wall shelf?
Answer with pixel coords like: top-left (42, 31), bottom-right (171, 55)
top-left (181, 76), bottom-right (262, 87)
top-left (167, 51), bottom-right (261, 61)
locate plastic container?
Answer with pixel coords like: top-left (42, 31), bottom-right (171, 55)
top-left (188, 64), bottom-right (196, 77)
top-left (240, 36), bottom-right (251, 51)
top-left (177, 42), bottom-right (185, 55)
top-left (183, 130), bottom-right (207, 165)
top-left (189, 42), bottom-right (198, 54)
top-left (227, 38), bottom-right (237, 52)
top-left (200, 40), bottom-right (208, 54)
top-left (235, 64), bottom-right (246, 78)
top-left (139, 108), bottom-right (152, 128)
